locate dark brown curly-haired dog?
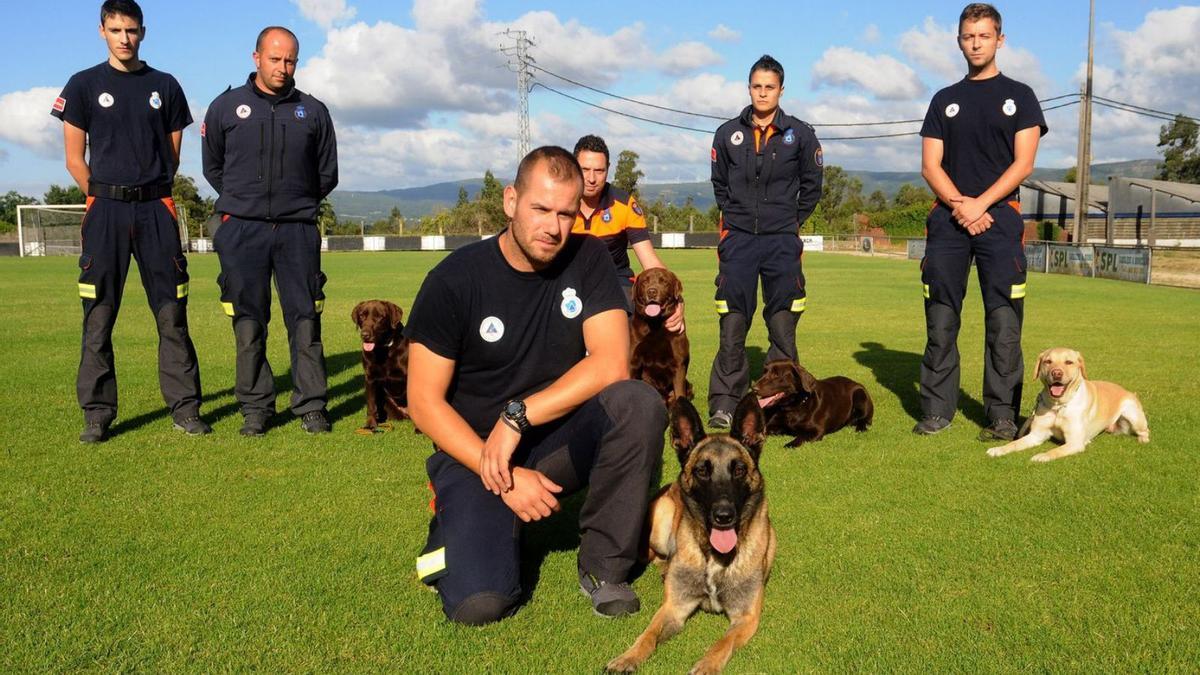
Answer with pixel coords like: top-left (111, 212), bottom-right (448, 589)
top-left (629, 267), bottom-right (692, 404)
top-left (351, 300), bottom-right (410, 432)
top-left (752, 359), bottom-right (873, 447)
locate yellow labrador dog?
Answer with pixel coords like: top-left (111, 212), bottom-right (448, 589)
top-left (987, 347), bottom-right (1149, 462)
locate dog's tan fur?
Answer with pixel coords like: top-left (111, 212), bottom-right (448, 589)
top-left (607, 395), bottom-right (775, 675)
top-left (987, 347), bottom-right (1149, 462)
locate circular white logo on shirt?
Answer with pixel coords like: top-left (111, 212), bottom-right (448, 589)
top-left (1003, 98), bottom-right (1017, 116)
top-left (148, 91), bottom-right (162, 109)
top-left (560, 288), bottom-right (583, 319)
top-left (480, 316), bottom-right (504, 342)
top-left (98, 92), bottom-right (114, 108)
top-left (236, 104), bottom-right (252, 119)
top-left (945, 103), bottom-right (960, 118)
top-left (730, 131), bottom-right (744, 146)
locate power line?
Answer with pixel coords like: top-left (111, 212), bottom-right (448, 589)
top-left (531, 82), bottom-right (715, 133)
top-left (1093, 95), bottom-right (1198, 124)
top-left (1093, 99), bottom-right (1178, 123)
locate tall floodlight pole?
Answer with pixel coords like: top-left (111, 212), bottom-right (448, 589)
top-left (499, 30), bottom-right (535, 163)
top-left (1073, 0), bottom-right (1095, 243)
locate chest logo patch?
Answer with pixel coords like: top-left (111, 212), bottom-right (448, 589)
top-left (480, 316), bottom-right (505, 343)
top-left (560, 288), bottom-right (583, 319)
top-left (1003, 98), bottom-right (1017, 116)
top-left (236, 104), bottom-right (252, 119)
top-left (730, 131), bottom-right (744, 146)
top-left (148, 91), bottom-right (162, 110)
top-left (602, 210), bottom-right (611, 223)
top-left (945, 103), bottom-right (960, 118)
top-left (783, 128), bottom-right (796, 145)
top-left (98, 92), bottom-right (114, 108)
top-left (295, 104), bottom-right (307, 120)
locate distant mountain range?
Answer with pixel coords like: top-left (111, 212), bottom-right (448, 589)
top-left (327, 159), bottom-right (1162, 222)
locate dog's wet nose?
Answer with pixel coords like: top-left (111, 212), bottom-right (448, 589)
top-left (1051, 368), bottom-right (1064, 380)
top-left (712, 503), bottom-right (736, 528)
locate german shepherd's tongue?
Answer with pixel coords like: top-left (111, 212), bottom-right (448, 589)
top-left (710, 528), bottom-right (737, 554)
top-left (363, 342), bottom-right (376, 352)
top-left (643, 302), bottom-right (662, 317)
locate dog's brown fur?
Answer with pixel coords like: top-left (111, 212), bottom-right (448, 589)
top-left (752, 359), bottom-right (873, 447)
top-left (987, 347), bottom-right (1149, 462)
top-left (629, 267), bottom-right (692, 405)
top-left (606, 394), bottom-right (775, 675)
top-left (351, 300), bottom-right (410, 431)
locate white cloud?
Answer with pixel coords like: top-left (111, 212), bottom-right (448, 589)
top-left (708, 24), bottom-right (741, 43)
top-left (290, 0), bottom-right (356, 30)
top-left (861, 24), bottom-right (881, 44)
top-left (657, 42), bottom-right (723, 76)
top-left (812, 47), bottom-right (926, 100)
top-left (899, 17), bottom-right (961, 82)
top-left (0, 87), bottom-right (63, 159)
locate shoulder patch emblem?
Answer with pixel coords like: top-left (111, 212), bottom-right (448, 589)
top-left (711, 147), bottom-right (718, 162)
top-left (631, 199), bottom-right (643, 216)
top-left (236, 104), bottom-right (252, 119)
top-left (730, 130), bottom-right (744, 146)
top-left (479, 316), bottom-right (505, 343)
top-left (295, 104), bottom-right (307, 120)
top-left (1003, 98), bottom-right (1016, 116)
top-left (945, 103), bottom-right (960, 118)
top-left (783, 128), bottom-right (796, 145)
top-left (98, 92), bottom-right (114, 108)
top-left (52, 96), bottom-right (66, 113)
top-left (148, 91), bottom-right (162, 110)
top-left (561, 288), bottom-right (583, 319)
top-left (814, 147), bottom-right (824, 168)
top-left (200, 122), bottom-right (206, 138)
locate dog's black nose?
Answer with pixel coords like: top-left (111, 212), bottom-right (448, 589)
top-left (712, 503), bottom-right (736, 528)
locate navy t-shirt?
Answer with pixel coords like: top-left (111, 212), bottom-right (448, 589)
top-left (920, 73), bottom-right (1047, 202)
top-left (51, 62), bottom-right (192, 186)
top-left (404, 233), bottom-right (625, 437)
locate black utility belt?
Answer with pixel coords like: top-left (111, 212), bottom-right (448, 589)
top-left (88, 181), bottom-right (173, 202)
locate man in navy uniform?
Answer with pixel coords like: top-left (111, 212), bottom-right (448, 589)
top-left (708, 55), bottom-right (823, 429)
top-left (52, 0), bottom-right (209, 443)
top-left (914, 2), bottom-right (1046, 439)
top-left (202, 26), bottom-right (338, 436)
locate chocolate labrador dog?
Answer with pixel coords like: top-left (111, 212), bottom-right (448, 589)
top-left (752, 359), bottom-right (873, 447)
top-left (629, 267), bottom-right (692, 405)
top-left (351, 299), bottom-right (410, 432)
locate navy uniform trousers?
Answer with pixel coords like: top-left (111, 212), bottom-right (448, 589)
top-left (214, 217), bottom-right (328, 418)
top-left (709, 229), bottom-right (806, 416)
top-left (76, 196), bottom-right (202, 424)
top-left (920, 201), bottom-right (1028, 423)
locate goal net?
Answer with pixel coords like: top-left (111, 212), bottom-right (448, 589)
top-left (17, 203), bottom-right (189, 257)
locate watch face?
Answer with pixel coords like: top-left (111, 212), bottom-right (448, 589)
top-left (505, 400), bottom-right (524, 417)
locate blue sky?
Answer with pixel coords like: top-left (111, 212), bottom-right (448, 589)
top-left (1, 1), bottom-right (1197, 197)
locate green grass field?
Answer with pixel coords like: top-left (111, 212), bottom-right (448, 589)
top-left (2, 250), bottom-right (1198, 672)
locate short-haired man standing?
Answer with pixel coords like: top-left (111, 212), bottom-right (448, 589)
top-left (202, 26), bottom-right (338, 436)
top-left (914, 3), bottom-right (1046, 439)
top-left (406, 146), bottom-right (665, 625)
top-left (52, 0), bottom-right (209, 442)
top-left (708, 55), bottom-right (823, 429)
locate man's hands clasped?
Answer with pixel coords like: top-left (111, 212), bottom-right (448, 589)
top-left (479, 416), bottom-right (563, 522)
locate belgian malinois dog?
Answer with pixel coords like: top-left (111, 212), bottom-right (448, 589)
top-left (606, 393), bottom-right (776, 674)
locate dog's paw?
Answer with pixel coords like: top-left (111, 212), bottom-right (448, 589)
top-left (605, 654), bottom-right (641, 673)
top-left (1137, 432), bottom-right (1150, 444)
top-left (986, 446), bottom-right (1010, 457)
top-left (1030, 452), bottom-right (1055, 463)
top-left (688, 660), bottom-right (722, 675)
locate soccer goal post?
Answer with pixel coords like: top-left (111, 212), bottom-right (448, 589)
top-left (16, 203), bottom-right (190, 257)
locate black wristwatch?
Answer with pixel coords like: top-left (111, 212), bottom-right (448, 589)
top-left (501, 399), bottom-right (530, 434)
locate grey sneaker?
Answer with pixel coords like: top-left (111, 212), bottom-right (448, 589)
top-left (979, 418), bottom-right (1019, 441)
top-left (173, 416), bottom-right (212, 436)
top-left (708, 410), bottom-right (732, 430)
top-left (240, 413), bottom-right (270, 437)
top-left (301, 410), bottom-right (331, 434)
top-left (579, 570), bottom-right (639, 618)
top-left (912, 415), bottom-right (951, 435)
top-left (79, 420), bottom-right (110, 443)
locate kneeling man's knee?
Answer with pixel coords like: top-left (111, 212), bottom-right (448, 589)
top-left (446, 591), bottom-right (518, 626)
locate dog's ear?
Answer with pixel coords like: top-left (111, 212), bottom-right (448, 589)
top-left (1075, 350), bottom-right (1087, 379)
top-left (351, 301), bottom-right (367, 327)
top-left (731, 392), bottom-right (766, 464)
top-left (388, 302), bottom-right (404, 330)
top-left (672, 273), bottom-right (683, 300)
top-left (1034, 348), bottom-right (1052, 379)
top-left (792, 362), bottom-right (818, 394)
top-left (670, 397), bottom-right (706, 468)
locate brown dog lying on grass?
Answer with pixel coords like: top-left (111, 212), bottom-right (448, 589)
top-left (351, 300), bottom-right (410, 433)
top-left (987, 347), bottom-right (1149, 462)
top-left (606, 394), bottom-right (775, 675)
top-left (629, 267), bottom-right (692, 404)
top-left (751, 359), bottom-right (873, 447)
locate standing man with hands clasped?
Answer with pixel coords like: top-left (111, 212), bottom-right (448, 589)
top-left (202, 26), bottom-right (338, 437)
top-left (914, 2), bottom-right (1047, 439)
top-left (53, 0), bottom-right (209, 443)
top-left (406, 147), bottom-right (666, 625)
